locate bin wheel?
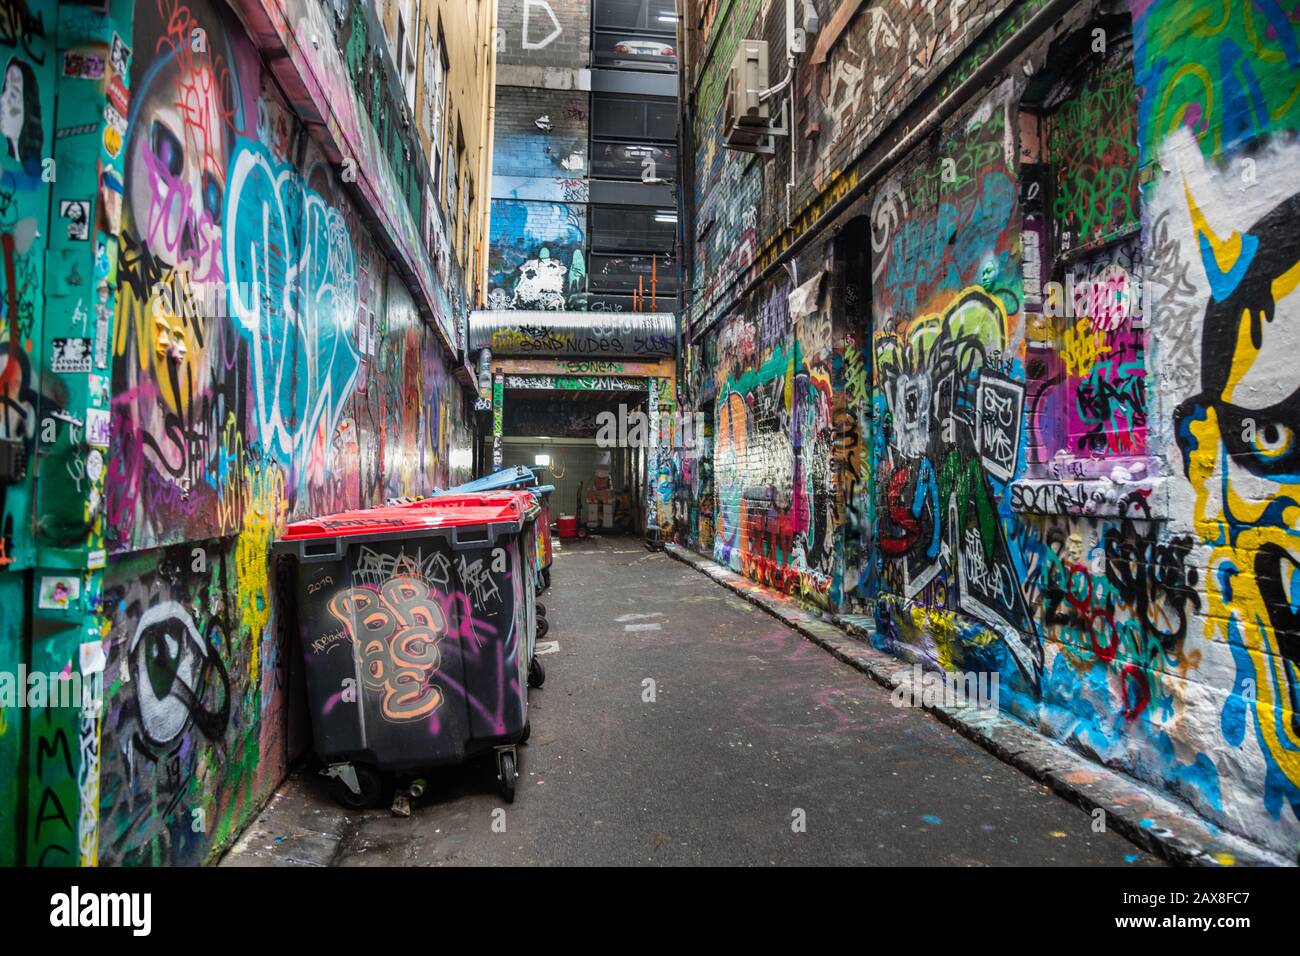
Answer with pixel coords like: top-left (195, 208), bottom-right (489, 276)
top-left (536, 615), bottom-right (550, 639)
top-left (528, 656), bottom-right (546, 689)
top-left (541, 569), bottom-right (551, 590)
top-left (536, 602), bottom-right (547, 618)
top-left (520, 720), bottom-right (531, 744)
top-left (498, 751), bottom-right (517, 803)
top-left (330, 763), bottom-right (384, 811)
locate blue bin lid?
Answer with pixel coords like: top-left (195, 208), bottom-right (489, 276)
top-left (447, 465), bottom-right (538, 493)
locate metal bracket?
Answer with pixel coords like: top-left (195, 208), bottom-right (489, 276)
top-left (725, 101), bottom-right (790, 156)
top-left (322, 762), bottom-right (361, 796)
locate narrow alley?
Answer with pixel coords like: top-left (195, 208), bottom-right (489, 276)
top-left (222, 536), bottom-right (1156, 866)
top-left (1, 0), bottom-right (1298, 914)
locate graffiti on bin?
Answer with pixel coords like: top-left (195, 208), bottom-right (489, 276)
top-left (319, 543), bottom-right (517, 724)
top-left (328, 578), bottom-right (448, 722)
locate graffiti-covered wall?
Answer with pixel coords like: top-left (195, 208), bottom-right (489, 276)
top-left (681, 0), bottom-right (1300, 858)
top-left (0, 0), bottom-right (475, 866)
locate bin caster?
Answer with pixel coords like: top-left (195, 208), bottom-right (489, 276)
top-left (536, 602), bottom-right (546, 618)
top-left (528, 655), bottom-right (546, 689)
top-left (496, 747), bottom-right (518, 803)
top-left (325, 762), bottom-right (384, 810)
top-left (536, 615), bottom-right (550, 639)
top-left (541, 569), bottom-right (551, 590)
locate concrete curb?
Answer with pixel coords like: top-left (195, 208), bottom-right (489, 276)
top-left (663, 543), bottom-right (1294, 868)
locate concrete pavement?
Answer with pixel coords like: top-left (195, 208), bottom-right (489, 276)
top-left (221, 535), bottom-right (1159, 866)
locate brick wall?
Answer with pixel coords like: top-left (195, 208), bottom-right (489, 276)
top-left (497, 0), bottom-right (592, 70)
top-left (680, 0), bottom-right (1300, 860)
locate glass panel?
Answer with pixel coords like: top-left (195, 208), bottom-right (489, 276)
top-left (594, 0), bottom-right (679, 33)
top-left (592, 95), bottom-right (677, 140)
top-left (590, 205), bottom-right (677, 253)
top-left (588, 252), bottom-right (681, 294)
top-left (593, 32), bottom-right (677, 72)
top-left (590, 141), bottom-right (677, 181)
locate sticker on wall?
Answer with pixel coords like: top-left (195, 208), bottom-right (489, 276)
top-left (62, 51), bottom-right (105, 80)
top-left (86, 408), bottom-right (110, 448)
top-left (94, 237), bottom-right (112, 279)
top-left (56, 123), bottom-right (99, 141)
top-left (107, 75), bottom-right (129, 117)
top-left (80, 639), bottom-right (107, 677)
top-left (87, 549), bottom-right (105, 571)
top-left (38, 576), bottom-right (81, 611)
top-left (109, 33), bottom-right (131, 77)
top-left (102, 104), bottom-right (125, 158)
top-left (89, 374), bottom-right (110, 409)
top-left (60, 200), bottom-right (91, 240)
top-left (94, 291), bottom-right (111, 370)
top-left (51, 337), bottom-right (93, 374)
top-left (86, 448), bottom-right (104, 486)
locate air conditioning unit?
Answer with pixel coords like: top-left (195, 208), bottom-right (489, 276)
top-left (724, 40), bottom-right (788, 154)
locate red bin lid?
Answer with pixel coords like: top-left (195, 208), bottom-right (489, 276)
top-left (279, 494), bottom-right (525, 542)
top-left (398, 490), bottom-right (540, 519)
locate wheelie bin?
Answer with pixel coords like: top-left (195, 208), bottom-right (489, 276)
top-left (438, 467), bottom-right (555, 630)
top-left (444, 467), bottom-right (555, 593)
top-left (392, 490), bottom-right (550, 691)
top-left (275, 493), bottom-right (538, 807)
top-left (531, 485), bottom-right (556, 593)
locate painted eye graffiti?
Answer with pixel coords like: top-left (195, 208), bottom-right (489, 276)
top-left (1250, 421), bottom-right (1294, 462)
top-left (151, 120), bottom-right (183, 179)
top-left (201, 171), bottom-right (223, 220)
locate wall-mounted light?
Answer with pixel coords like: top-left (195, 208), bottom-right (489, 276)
top-left (535, 454), bottom-right (552, 467)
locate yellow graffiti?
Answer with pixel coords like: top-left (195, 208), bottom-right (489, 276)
top-left (114, 259), bottom-right (210, 421)
top-left (1185, 179), bottom-right (1248, 279)
top-left (236, 460), bottom-right (286, 684)
top-left (1186, 408), bottom-right (1300, 797)
top-left (1061, 317), bottom-right (1111, 377)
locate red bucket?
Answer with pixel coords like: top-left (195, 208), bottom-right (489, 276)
top-left (557, 515), bottom-right (578, 539)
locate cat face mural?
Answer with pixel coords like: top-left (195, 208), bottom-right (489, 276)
top-left (1175, 190), bottom-right (1300, 817)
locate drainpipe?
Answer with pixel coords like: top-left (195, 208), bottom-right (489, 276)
top-left (476, 0), bottom-right (499, 309)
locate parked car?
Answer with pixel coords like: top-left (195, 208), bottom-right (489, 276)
top-left (611, 39), bottom-right (676, 60)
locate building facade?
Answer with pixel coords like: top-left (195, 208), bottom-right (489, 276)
top-left (0, 0), bottom-right (488, 865)
top-left (474, 0), bottom-right (685, 536)
top-left (675, 0), bottom-right (1300, 859)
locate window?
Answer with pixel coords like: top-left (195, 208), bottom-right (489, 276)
top-left (592, 94), bottom-right (677, 141)
top-left (425, 25), bottom-right (449, 203)
top-left (451, 122), bottom-right (466, 259)
top-left (462, 173), bottom-right (474, 266)
top-left (589, 205), bottom-right (676, 254)
top-left (397, 12), bottom-right (416, 111)
top-left (594, 0), bottom-right (679, 31)
top-left (593, 0), bottom-right (679, 71)
top-left (588, 252), bottom-right (679, 295)
top-left (590, 142), bottom-right (677, 182)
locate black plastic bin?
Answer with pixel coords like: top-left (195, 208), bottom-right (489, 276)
top-left (275, 492), bottom-right (540, 806)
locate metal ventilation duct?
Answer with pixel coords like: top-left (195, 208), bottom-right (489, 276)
top-left (469, 311), bottom-right (676, 357)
